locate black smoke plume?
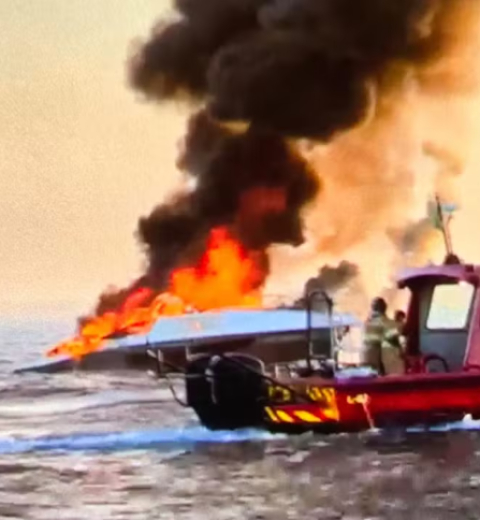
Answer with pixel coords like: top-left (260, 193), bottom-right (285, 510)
top-left (137, 110), bottom-right (319, 289)
top-left (96, 0), bottom-right (464, 313)
top-left (309, 261), bottom-right (360, 294)
top-left (131, 0), bottom-right (455, 137)
top-left (292, 261), bottom-right (360, 310)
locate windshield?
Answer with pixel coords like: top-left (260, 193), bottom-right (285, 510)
top-left (426, 283), bottom-right (475, 330)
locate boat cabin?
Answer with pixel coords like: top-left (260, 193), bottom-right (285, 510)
top-left (397, 262), bottom-right (480, 373)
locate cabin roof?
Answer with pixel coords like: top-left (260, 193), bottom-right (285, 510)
top-left (396, 263), bottom-right (480, 289)
top-left (117, 308), bottom-right (362, 348)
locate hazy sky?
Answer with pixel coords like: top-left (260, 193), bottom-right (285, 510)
top-left (0, 1), bottom-right (188, 315)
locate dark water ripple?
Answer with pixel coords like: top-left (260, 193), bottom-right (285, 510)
top-left (1, 315), bottom-right (480, 518)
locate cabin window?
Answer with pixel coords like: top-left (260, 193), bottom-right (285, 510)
top-left (426, 283), bottom-right (475, 330)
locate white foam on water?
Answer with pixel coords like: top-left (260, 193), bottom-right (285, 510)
top-left (0, 426), bottom-right (287, 455)
top-left (407, 414), bottom-right (480, 433)
top-left (0, 388), bottom-right (171, 417)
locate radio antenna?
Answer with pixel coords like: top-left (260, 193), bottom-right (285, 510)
top-left (434, 194), bottom-right (461, 265)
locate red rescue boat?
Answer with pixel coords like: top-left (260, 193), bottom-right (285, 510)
top-left (260, 257), bottom-right (480, 434)
top-left (151, 199), bottom-right (480, 434)
top-left (153, 254), bottom-right (480, 434)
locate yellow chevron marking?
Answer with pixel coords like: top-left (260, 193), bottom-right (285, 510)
top-left (264, 406), bottom-right (279, 422)
top-left (276, 410), bottom-right (295, 423)
top-left (322, 407), bottom-right (340, 421)
top-left (306, 386), bottom-right (340, 421)
top-left (293, 410), bottom-right (323, 423)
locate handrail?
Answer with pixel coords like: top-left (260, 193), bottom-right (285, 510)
top-left (305, 288), bottom-right (334, 372)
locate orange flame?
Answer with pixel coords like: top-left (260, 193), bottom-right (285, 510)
top-left (46, 227), bottom-right (263, 359)
top-left (171, 227), bottom-right (263, 310)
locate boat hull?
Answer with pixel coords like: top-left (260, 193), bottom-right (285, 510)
top-left (262, 371), bottom-right (480, 434)
top-left (16, 333), bottom-right (321, 375)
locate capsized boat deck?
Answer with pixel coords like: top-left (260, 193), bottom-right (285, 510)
top-left (15, 307), bottom-right (361, 375)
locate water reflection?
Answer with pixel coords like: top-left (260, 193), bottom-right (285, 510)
top-left (0, 426), bottom-right (479, 519)
top-left (1, 319), bottom-right (480, 518)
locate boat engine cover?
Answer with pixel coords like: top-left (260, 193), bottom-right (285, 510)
top-left (185, 353), bottom-right (267, 430)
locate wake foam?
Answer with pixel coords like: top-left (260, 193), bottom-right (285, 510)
top-left (0, 426), bottom-right (286, 455)
top-left (0, 389), bottom-right (170, 417)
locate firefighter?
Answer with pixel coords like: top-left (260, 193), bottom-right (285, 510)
top-left (394, 310), bottom-right (406, 328)
top-left (393, 310), bottom-right (407, 350)
top-left (364, 297), bottom-right (405, 375)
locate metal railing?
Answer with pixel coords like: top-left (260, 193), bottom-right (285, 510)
top-left (304, 288), bottom-right (334, 373)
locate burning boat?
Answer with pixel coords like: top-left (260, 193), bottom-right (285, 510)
top-left (15, 306), bottom-right (361, 375)
top-left (16, 227), bottom-right (359, 375)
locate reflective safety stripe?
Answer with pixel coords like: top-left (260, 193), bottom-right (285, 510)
top-left (276, 410), bottom-right (295, 423)
top-left (265, 406), bottom-right (279, 422)
top-left (383, 330), bottom-right (405, 351)
top-left (294, 410), bottom-right (323, 423)
top-left (384, 329), bottom-right (400, 340)
top-left (264, 406), bottom-right (337, 424)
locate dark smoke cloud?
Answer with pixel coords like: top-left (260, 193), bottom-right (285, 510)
top-left (91, 0), bottom-right (465, 315)
top-left (305, 261), bottom-right (359, 295)
top-left (312, 261), bottom-right (360, 293)
top-left (130, 0), bottom-right (453, 138)
top-left (292, 261), bottom-right (360, 310)
top-left (130, 0), bottom-right (262, 101)
top-left (207, 32), bottom-right (370, 138)
top-left (137, 110), bottom-right (319, 287)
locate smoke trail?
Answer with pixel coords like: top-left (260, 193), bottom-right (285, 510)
top-left (136, 111), bottom-right (320, 288)
top-left (91, 0), bottom-right (480, 315)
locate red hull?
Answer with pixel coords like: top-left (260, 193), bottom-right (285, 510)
top-left (265, 372), bottom-right (480, 432)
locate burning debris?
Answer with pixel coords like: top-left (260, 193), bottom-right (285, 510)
top-left (47, 0), bottom-right (480, 358)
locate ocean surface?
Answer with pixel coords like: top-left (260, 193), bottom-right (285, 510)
top-left (1, 314), bottom-right (480, 519)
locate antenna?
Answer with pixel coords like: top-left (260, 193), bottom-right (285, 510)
top-left (434, 194), bottom-right (461, 265)
top-left (434, 194), bottom-right (452, 255)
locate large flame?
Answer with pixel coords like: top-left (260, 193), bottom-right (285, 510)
top-left (46, 227), bottom-right (263, 359)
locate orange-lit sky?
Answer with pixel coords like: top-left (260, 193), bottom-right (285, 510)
top-left (0, 1), bottom-right (187, 315)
